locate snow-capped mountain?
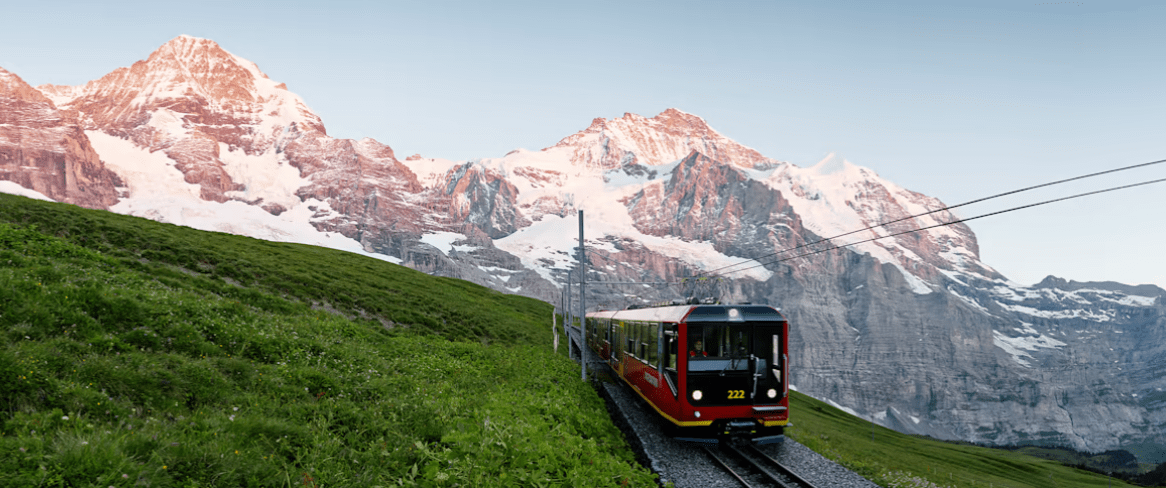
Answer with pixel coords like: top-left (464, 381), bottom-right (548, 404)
top-left (2, 36), bottom-right (1163, 455)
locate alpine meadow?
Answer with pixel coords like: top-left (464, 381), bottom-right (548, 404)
top-left (0, 193), bottom-right (658, 487)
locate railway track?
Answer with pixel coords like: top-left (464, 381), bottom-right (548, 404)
top-left (702, 441), bottom-right (819, 488)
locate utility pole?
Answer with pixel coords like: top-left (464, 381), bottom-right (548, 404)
top-left (578, 210), bottom-right (587, 381)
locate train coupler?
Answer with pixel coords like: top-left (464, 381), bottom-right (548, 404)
top-left (721, 420), bottom-right (759, 437)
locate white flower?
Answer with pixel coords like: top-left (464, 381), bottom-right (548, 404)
top-left (61, 416), bottom-right (69, 421)
top-left (229, 415), bottom-right (235, 422)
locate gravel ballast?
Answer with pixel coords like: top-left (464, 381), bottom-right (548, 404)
top-left (595, 365), bottom-right (879, 488)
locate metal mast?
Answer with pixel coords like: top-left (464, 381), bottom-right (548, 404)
top-left (578, 210), bottom-right (587, 381)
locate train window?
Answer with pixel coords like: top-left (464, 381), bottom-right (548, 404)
top-left (643, 323), bottom-right (655, 365)
top-left (647, 324), bottom-right (659, 365)
top-left (617, 321), bottom-right (626, 359)
top-left (625, 321), bottom-right (636, 358)
top-left (641, 323), bottom-right (649, 361)
top-left (687, 326), bottom-right (708, 358)
top-left (754, 323), bottom-right (783, 388)
top-left (665, 327), bottom-right (678, 370)
top-left (686, 324), bottom-right (758, 372)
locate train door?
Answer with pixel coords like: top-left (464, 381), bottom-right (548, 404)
top-left (662, 324), bottom-right (678, 397)
top-left (752, 322), bottom-right (787, 401)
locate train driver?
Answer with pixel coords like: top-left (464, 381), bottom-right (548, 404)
top-left (689, 340), bottom-right (708, 357)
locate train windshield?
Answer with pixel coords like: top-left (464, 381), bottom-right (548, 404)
top-left (686, 324), bottom-right (766, 372)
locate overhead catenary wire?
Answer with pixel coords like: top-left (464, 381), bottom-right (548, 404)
top-left (711, 176), bottom-right (1166, 277)
top-left (586, 281), bottom-right (676, 285)
top-left (696, 157), bottom-right (1166, 279)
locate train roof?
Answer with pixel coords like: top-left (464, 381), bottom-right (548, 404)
top-left (587, 304), bottom-right (784, 323)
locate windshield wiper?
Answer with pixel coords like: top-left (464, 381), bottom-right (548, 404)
top-left (719, 348), bottom-right (748, 376)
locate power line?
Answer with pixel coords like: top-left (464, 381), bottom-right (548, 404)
top-left (583, 281), bottom-right (675, 285)
top-left (697, 158), bottom-right (1166, 279)
top-left (712, 176), bottom-right (1166, 277)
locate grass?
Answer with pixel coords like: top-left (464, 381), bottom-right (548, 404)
top-left (785, 390), bottom-right (1144, 487)
top-left (0, 194), bottom-right (658, 487)
top-left (0, 193), bottom-right (547, 346)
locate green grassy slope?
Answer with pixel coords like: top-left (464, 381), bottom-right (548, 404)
top-left (787, 390), bottom-right (1142, 487)
top-left (0, 193), bottom-right (547, 346)
top-left (0, 194), bottom-right (657, 487)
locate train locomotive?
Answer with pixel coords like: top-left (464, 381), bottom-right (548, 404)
top-left (585, 303), bottom-right (789, 444)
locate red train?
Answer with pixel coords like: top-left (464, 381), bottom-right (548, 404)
top-left (585, 304), bottom-right (789, 444)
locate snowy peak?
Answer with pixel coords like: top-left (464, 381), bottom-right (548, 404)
top-left (37, 35), bottom-right (325, 139)
top-left (766, 152), bottom-right (996, 289)
top-left (142, 34), bottom-right (268, 105)
top-left (810, 152), bottom-right (856, 176)
top-left (547, 108), bottom-right (780, 170)
top-left (27, 36), bottom-right (340, 203)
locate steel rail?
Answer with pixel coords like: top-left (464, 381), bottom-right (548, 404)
top-left (702, 445), bottom-right (757, 488)
top-left (703, 441), bottom-right (821, 488)
top-left (735, 443), bottom-right (819, 488)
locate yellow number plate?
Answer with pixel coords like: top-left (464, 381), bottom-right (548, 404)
top-left (727, 390), bottom-right (745, 399)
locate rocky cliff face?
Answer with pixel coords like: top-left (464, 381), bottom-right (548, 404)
top-left (3, 36), bottom-right (1164, 454)
top-left (0, 67), bottom-right (121, 208)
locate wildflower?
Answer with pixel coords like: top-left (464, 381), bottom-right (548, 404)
top-left (233, 407), bottom-right (238, 411)
top-left (122, 474), bottom-right (129, 479)
top-left (19, 447), bottom-right (26, 452)
top-left (62, 416), bottom-right (69, 421)
top-left (229, 415), bottom-right (235, 421)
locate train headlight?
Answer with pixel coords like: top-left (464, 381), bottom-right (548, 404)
top-left (692, 390), bottom-right (703, 401)
top-left (767, 388), bottom-right (778, 399)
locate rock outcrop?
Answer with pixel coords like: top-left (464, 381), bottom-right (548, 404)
top-left (0, 67), bottom-right (121, 208)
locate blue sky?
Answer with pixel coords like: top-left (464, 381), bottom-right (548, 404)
top-left (3, 0), bottom-right (1164, 289)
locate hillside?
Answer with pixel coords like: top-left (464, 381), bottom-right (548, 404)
top-left (0, 193), bottom-right (657, 487)
top-left (786, 391), bottom-right (1148, 488)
